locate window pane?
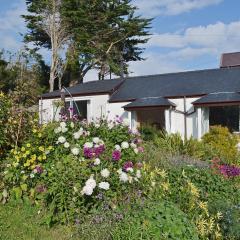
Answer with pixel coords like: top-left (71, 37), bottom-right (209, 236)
top-left (209, 106), bottom-right (239, 132)
top-left (73, 100), bottom-right (88, 120)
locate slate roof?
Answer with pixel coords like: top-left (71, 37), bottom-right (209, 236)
top-left (109, 67), bottom-right (240, 102)
top-left (41, 79), bottom-right (124, 99)
top-left (41, 67), bottom-right (240, 102)
top-left (192, 92), bottom-right (240, 105)
top-left (123, 97), bottom-right (176, 109)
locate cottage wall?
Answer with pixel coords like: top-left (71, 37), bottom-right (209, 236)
top-left (40, 95), bottom-right (210, 140)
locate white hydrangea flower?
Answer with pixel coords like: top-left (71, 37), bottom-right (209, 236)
top-left (30, 173), bottom-right (35, 178)
top-left (101, 168), bottom-right (110, 178)
top-left (115, 145), bottom-right (121, 151)
top-left (64, 142), bottom-right (70, 148)
top-left (136, 170), bottom-right (141, 179)
top-left (85, 177), bottom-right (97, 189)
top-left (119, 172), bottom-right (128, 182)
top-left (73, 132), bottom-right (81, 140)
top-left (60, 122), bottom-right (66, 128)
top-left (81, 185), bottom-right (94, 196)
top-left (94, 158), bottom-right (101, 165)
top-left (130, 143), bottom-right (137, 149)
top-left (58, 136), bottom-right (66, 143)
top-left (93, 137), bottom-right (100, 144)
top-left (117, 168), bottom-right (123, 174)
top-left (126, 167), bottom-right (134, 173)
top-left (71, 147), bottom-right (80, 155)
top-left (121, 141), bottom-right (129, 149)
top-left (99, 182), bottom-right (110, 190)
top-left (54, 127), bottom-right (62, 134)
top-left (84, 142), bottom-right (93, 148)
top-left (61, 127), bottom-right (68, 133)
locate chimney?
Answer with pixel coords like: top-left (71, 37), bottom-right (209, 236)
top-left (220, 52), bottom-right (240, 68)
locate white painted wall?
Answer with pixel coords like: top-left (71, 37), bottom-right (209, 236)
top-left (168, 97), bottom-right (202, 139)
top-left (39, 94), bottom-right (109, 123)
top-left (40, 94), bottom-right (210, 140)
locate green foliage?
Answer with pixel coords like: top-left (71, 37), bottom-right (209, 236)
top-left (112, 201), bottom-right (199, 240)
top-left (202, 126), bottom-right (239, 164)
top-left (3, 119), bottom-right (145, 225)
top-left (23, 0), bottom-right (152, 83)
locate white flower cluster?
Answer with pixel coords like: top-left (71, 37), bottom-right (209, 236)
top-left (117, 168), bottom-right (142, 183)
top-left (81, 176), bottom-right (97, 196)
top-left (54, 122), bottom-right (68, 134)
top-left (101, 168), bottom-right (110, 178)
top-left (121, 141), bottom-right (129, 149)
top-left (130, 142), bottom-right (139, 154)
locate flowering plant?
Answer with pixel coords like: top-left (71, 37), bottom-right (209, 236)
top-left (3, 117), bottom-right (146, 223)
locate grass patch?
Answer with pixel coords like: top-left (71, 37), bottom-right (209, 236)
top-left (0, 201), bottom-right (75, 240)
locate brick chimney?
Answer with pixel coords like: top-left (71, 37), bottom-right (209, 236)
top-left (220, 52), bottom-right (240, 68)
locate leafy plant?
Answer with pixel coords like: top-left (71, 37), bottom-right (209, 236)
top-left (202, 126), bottom-right (239, 164)
top-left (112, 201), bottom-right (199, 240)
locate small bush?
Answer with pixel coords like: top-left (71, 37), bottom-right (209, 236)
top-left (202, 126), bottom-right (239, 164)
top-left (112, 201), bottom-right (199, 240)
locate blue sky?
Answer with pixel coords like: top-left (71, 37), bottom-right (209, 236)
top-left (1, 0), bottom-right (240, 81)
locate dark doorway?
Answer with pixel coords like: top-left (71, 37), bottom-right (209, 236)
top-left (209, 106), bottom-right (239, 132)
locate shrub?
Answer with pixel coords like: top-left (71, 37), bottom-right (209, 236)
top-left (2, 118), bottom-right (145, 224)
top-left (139, 124), bottom-right (162, 141)
top-left (112, 201), bottom-right (199, 240)
top-left (0, 92), bottom-right (38, 157)
top-left (202, 126), bottom-right (239, 164)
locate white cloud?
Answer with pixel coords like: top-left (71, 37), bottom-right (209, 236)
top-left (135, 0), bottom-right (223, 17)
top-left (147, 21), bottom-right (240, 53)
top-left (129, 20), bottom-right (240, 76)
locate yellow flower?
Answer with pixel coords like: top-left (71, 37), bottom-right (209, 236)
top-left (42, 155), bottom-right (47, 160)
top-left (22, 154), bottom-right (27, 158)
top-left (13, 150), bottom-right (18, 155)
top-left (32, 129), bottom-right (37, 133)
top-left (161, 182), bottom-right (170, 191)
top-left (198, 201), bottom-right (209, 215)
top-left (26, 143), bottom-right (31, 148)
top-left (25, 150), bottom-right (30, 155)
top-left (31, 154), bottom-right (37, 161)
top-left (24, 161), bottom-right (31, 167)
top-left (21, 147), bottom-right (26, 152)
top-left (38, 156), bottom-right (42, 161)
top-left (38, 133), bottom-right (42, 138)
top-left (0, 92), bottom-right (4, 97)
top-left (188, 181), bottom-right (200, 198)
top-left (48, 146), bottom-right (53, 150)
top-left (39, 146), bottom-right (44, 152)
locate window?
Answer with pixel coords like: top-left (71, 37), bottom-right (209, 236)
top-left (209, 106), bottom-right (239, 132)
top-left (65, 100), bottom-right (88, 120)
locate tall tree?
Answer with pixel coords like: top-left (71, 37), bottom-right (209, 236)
top-left (23, 0), bottom-right (151, 86)
top-left (23, 0), bottom-right (71, 92)
top-left (62, 0), bottom-right (151, 81)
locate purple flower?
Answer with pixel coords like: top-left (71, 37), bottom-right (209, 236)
top-left (84, 147), bottom-right (95, 159)
top-left (36, 185), bottom-right (47, 193)
top-left (123, 161), bottom-right (133, 172)
top-left (112, 150), bottom-right (121, 161)
top-left (219, 164), bottom-right (240, 178)
top-left (35, 165), bottom-right (43, 174)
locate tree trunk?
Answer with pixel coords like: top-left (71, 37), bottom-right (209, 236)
top-left (49, 67), bottom-right (55, 92)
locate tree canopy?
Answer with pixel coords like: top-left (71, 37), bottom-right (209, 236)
top-left (23, 0), bottom-right (152, 90)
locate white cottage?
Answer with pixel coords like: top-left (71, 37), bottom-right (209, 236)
top-left (39, 53), bottom-right (240, 140)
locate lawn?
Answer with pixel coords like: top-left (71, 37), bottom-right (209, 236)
top-left (0, 202), bottom-right (75, 240)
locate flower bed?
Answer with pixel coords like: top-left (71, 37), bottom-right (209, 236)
top-left (2, 118), bottom-right (146, 223)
